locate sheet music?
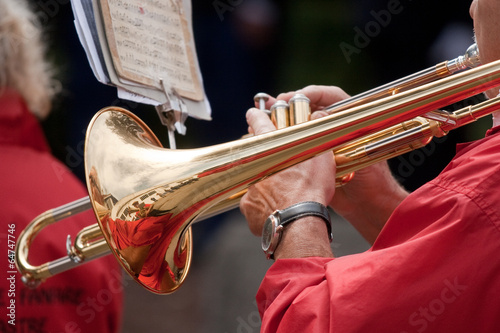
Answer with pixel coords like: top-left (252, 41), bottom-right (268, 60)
top-left (70, 0), bottom-right (211, 121)
top-left (100, 0), bottom-right (204, 101)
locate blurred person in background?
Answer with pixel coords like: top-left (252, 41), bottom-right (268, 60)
top-left (0, 0), bottom-right (123, 331)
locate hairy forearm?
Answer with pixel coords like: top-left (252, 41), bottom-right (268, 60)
top-left (274, 217), bottom-right (334, 259)
top-left (342, 178), bottom-right (409, 244)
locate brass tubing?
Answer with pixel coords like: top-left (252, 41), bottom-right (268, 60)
top-left (15, 197), bottom-right (92, 288)
top-left (324, 44), bottom-right (479, 115)
top-left (71, 224), bottom-right (109, 263)
top-left (204, 70), bottom-right (500, 216)
top-left (439, 95), bottom-right (500, 131)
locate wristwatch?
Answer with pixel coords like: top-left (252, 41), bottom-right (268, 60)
top-left (261, 201), bottom-right (332, 260)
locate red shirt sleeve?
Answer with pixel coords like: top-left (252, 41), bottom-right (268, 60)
top-left (257, 176), bottom-right (500, 332)
top-left (257, 258), bottom-right (333, 332)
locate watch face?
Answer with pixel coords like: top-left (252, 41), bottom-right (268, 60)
top-left (261, 215), bottom-right (276, 252)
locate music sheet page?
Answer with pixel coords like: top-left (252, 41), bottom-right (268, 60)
top-left (100, 0), bottom-right (203, 101)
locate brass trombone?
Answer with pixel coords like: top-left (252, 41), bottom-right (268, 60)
top-left (15, 44), bottom-right (500, 294)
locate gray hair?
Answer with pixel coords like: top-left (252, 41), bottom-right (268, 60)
top-left (0, 0), bottom-right (59, 119)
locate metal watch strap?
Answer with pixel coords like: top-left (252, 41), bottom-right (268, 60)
top-left (278, 201), bottom-right (333, 241)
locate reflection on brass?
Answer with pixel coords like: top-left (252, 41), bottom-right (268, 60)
top-left (270, 100), bottom-right (289, 129)
top-left (289, 93), bottom-right (311, 125)
top-left (16, 44), bottom-right (500, 295)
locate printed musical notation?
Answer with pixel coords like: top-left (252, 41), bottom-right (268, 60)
top-left (101, 0), bottom-right (203, 100)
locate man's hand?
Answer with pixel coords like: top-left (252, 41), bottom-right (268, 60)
top-left (240, 108), bottom-right (336, 259)
top-left (245, 85), bottom-right (408, 245)
top-left (240, 108), bottom-right (336, 237)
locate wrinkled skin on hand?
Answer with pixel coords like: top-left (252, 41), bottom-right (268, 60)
top-left (240, 86), bottom-right (408, 246)
top-left (240, 108), bottom-right (336, 237)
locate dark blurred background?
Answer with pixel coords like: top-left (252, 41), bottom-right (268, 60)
top-left (29, 0), bottom-right (487, 332)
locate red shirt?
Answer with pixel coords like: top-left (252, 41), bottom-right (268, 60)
top-left (257, 126), bottom-right (500, 332)
top-left (0, 90), bottom-right (123, 332)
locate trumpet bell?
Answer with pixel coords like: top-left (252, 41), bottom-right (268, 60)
top-left (85, 108), bottom-right (194, 294)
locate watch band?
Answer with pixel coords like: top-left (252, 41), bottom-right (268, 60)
top-left (278, 201), bottom-right (333, 241)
